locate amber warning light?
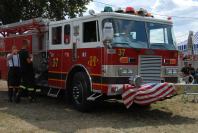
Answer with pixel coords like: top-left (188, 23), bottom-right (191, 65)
top-left (120, 57), bottom-right (129, 64)
top-left (164, 59), bottom-right (177, 65)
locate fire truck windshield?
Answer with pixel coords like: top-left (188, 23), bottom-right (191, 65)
top-left (102, 18), bottom-right (176, 50)
top-left (147, 22), bottom-right (176, 50)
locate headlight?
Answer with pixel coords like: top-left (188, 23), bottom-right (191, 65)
top-left (166, 69), bottom-right (172, 75)
top-left (172, 69), bottom-right (177, 74)
top-left (165, 68), bottom-right (177, 75)
top-left (119, 68), bottom-right (133, 76)
top-left (129, 75), bottom-right (143, 87)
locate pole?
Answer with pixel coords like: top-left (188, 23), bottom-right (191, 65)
top-left (187, 31), bottom-right (194, 64)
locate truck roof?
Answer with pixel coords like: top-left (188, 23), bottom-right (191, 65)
top-left (49, 12), bottom-right (173, 26)
top-left (0, 12), bottom-right (173, 32)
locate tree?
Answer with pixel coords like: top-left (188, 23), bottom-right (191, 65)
top-left (0, 0), bottom-right (92, 24)
top-left (0, 0), bottom-right (22, 24)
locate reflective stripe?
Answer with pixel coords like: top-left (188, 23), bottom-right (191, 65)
top-left (20, 85), bottom-right (41, 92)
top-left (36, 89), bottom-right (41, 92)
top-left (19, 85), bottom-right (26, 89)
top-left (28, 88), bottom-right (34, 91)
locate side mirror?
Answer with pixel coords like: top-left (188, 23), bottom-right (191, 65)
top-left (103, 22), bottom-right (114, 41)
top-left (129, 32), bottom-right (136, 40)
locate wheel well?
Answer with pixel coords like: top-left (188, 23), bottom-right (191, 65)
top-left (66, 65), bottom-right (91, 92)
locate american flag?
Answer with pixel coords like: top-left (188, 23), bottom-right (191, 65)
top-left (122, 82), bottom-right (175, 108)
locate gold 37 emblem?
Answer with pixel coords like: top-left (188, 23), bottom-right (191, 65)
top-left (51, 58), bottom-right (59, 67)
top-left (88, 56), bottom-right (99, 67)
top-left (118, 49), bottom-right (125, 57)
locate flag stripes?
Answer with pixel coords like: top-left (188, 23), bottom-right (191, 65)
top-left (122, 82), bottom-right (175, 108)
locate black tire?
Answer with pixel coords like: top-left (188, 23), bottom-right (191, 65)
top-left (64, 88), bottom-right (72, 104)
top-left (71, 72), bottom-right (92, 112)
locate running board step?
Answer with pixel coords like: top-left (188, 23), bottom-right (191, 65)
top-left (47, 88), bottom-right (60, 98)
top-left (87, 93), bottom-right (103, 101)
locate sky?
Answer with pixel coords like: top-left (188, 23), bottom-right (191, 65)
top-left (85, 0), bottom-right (198, 43)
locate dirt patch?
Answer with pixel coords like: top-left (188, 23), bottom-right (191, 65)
top-left (0, 80), bottom-right (198, 133)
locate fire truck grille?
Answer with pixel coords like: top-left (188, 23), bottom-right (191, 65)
top-left (139, 56), bottom-right (162, 83)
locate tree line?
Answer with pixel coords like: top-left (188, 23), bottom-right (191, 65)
top-left (0, 0), bottom-right (92, 24)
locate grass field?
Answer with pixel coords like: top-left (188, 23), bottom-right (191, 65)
top-left (0, 80), bottom-right (198, 133)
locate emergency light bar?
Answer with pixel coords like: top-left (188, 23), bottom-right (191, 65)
top-left (125, 6), bottom-right (136, 14)
top-left (103, 6), bottom-right (154, 18)
top-left (104, 6), bottom-right (113, 12)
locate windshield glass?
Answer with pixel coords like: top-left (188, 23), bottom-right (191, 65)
top-left (102, 18), bottom-right (148, 48)
top-left (147, 22), bottom-right (176, 50)
top-left (102, 18), bottom-right (176, 50)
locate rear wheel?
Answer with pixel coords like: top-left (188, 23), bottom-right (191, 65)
top-left (71, 72), bottom-right (92, 112)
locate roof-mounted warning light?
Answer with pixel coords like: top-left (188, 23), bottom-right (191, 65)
top-left (167, 16), bottom-right (172, 21)
top-left (115, 7), bottom-right (124, 13)
top-left (125, 6), bottom-right (136, 14)
top-left (104, 6), bottom-right (113, 12)
top-left (146, 13), bottom-right (154, 18)
top-left (89, 9), bottom-right (95, 15)
top-left (137, 8), bottom-right (148, 16)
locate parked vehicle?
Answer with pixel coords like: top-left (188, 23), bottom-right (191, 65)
top-left (0, 7), bottom-right (179, 111)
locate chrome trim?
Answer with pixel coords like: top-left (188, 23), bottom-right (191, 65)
top-left (102, 65), bottom-right (138, 77)
top-left (161, 66), bottom-right (179, 77)
top-left (107, 84), bottom-right (123, 96)
top-left (139, 55), bottom-right (162, 83)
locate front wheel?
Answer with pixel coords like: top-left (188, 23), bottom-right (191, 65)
top-left (71, 72), bottom-right (92, 112)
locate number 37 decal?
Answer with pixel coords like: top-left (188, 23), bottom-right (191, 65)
top-left (51, 58), bottom-right (59, 67)
top-left (118, 49), bottom-right (125, 57)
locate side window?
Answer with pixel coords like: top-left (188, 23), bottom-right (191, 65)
top-left (83, 20), bottom-right (99, 43)
top-left (52, 26), bottom-right (62, 45)
top-left (64, 25), bottom-right (70, 44)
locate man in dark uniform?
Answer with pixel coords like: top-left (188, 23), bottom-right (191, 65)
top-left (181, 63), bottom-right (190, 76)
top-left (188, 64), bottom-right (195, 77)
top-left (19, 39), bottom-right (35, 102)
top-left (181, 63), bottom-right (195, 83)
top-left (189, 64), bottom-right (196, 83)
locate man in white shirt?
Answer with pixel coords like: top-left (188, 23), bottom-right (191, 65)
top-left (7, 45), bottom-right (21, 102)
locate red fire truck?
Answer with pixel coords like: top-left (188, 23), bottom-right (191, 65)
top-left (0, 7), bottom-right (179, 111)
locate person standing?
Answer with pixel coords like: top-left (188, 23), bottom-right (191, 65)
top-left (194, 68), bottom-right (198, 84)
top-left (188, 64), bottom-right (195, 77)
top-left (19, 39), bottom-right (32, 82)
top-left (19, 39), bottom-right (35, 102)
top-left (181, 62), bottom-right (190, 76)
top-left (7, 45), bottom-right (21, 102)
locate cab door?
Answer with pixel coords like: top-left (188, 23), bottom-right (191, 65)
top-left (48, 24), bottom-right (64, 88)
top-left (77, 19), bottom-right (102, 90)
